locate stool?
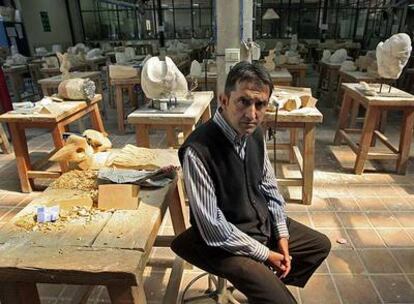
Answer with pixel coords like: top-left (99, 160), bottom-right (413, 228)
top-left (182, 273), bottom-right (240, 304)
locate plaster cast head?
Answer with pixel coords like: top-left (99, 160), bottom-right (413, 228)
top-left (190, 60), bottom-right (202, 78)
top-left (321, 50), bottom-right (331, 62)
top-left (376, 33), bottom-right (412, 79)
top-left (141, 56), bottom-right (188, 99)
top-left (330, 49), bottom-right (348, 64)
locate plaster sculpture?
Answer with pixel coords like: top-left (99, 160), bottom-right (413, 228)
top-left (376, 33), bottom-right (412, 79)
top-left (264, 49), bottom-right (276, 71)
top-left (35, 47), bottom-right (48, 56)
top-left (58, 78), bottom-right (96, 100)
top-left (57, 52), bottom-right (71, 80)
top-left (340, 60), bottom-right (357, 72)
top-left (52, 44), bottom-right (62, 53)
top-left (275, 54), bottom-right (287, 65)
top-left (321, 50), bottom-right (331, 62)
top-left (329, 48), bottom-right (348, 64)
top-left (124, 47), bottom-right (136, 61)
top-left (367, 60), bottom-right (379, 78)
top-left (5, 53), bottom-right (27, 65)
top-left (290, 34), bottom-right (298, 52)
top-left (275, 42), bottom-right (284, 53)
top-left (43, 56), bottom-right (59, 68)
top-left (86, 48), bottom-right (104, 60)
top-left (141, 56), bottom-right (188, 100)
top-left (190, 60), bottom-right (202, 78)
top-left (115, 52), bottom-right (127, 64)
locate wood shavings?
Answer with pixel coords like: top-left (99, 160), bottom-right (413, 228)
top-left (14, 206), bottom-right (109, 233)
top-left (49, 170), bottom-right (98, 202)
top-left (105, 145), bottom-right (159, 170)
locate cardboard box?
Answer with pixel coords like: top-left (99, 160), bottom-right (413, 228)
top-left (98, 184), bottom-right (140, 210)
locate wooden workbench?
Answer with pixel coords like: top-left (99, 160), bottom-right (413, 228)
top-left (0, 95), bottom-right (105, 192)
top-left (0, 157), bottom-right (187, 304)
top-left (264, 86), bottom-right (323, 205)
top-left (268, 68), bottom-right (293, 86)
top-left (40, 63), bottom-right (90, 78)
top-left (317, 61), bottom-right (341, 106)
top-left (2, 65), bottom-right (30, 101)
top-left (275, 63), bottom-right (308, 86)
top-left (128, 91), bottom-right (213, 148)
top-left (334, 83), bottom-right (414, 175)
top-left (38, 71), bottom-right (103, 97)
top-left (110, 77), bottom-right (141, 133)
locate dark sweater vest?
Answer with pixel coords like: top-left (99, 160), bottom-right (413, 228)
top-left (178, 119), bottom-right (272, 244)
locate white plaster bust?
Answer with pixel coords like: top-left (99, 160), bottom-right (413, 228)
top-left (329, 49), bottom-right (348, 64)
top-left (321, 50), bottom-right (331, 62)
top-left (141, 56), bottom-right (188, 99)
top-left (376, 33), bottom-right (412, 79)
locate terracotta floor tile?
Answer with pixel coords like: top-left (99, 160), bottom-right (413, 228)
top-left (309, 212), bottom-right (342, 229)
top-left (285, 202), bottom-right (309, 212)
top-left (327, 249), bottom-right (365, 274)
top-left (392, 185), bottom-right (414, 198)
top-left (333, 274), bottom-right (381, 304)
top-left (307, 197), bottom-right (335, 211)
top-left (328, 197), bottom-right (361, 211)
top-left (142, 267), bottom-right (171, 303)
top-left (391, 250), bottom-right (414, 273)
top-left (358, 249), bottom-right (402, 274)
top-left (299, 275), bottom-right (341, 304)
top-left (393, 212), bottom-right (414, 228)
top-left (381, 196), bottom-right (414, 211)
top-left (318, 228), bottom-right (353, 250)
top-left (336, 212), bottom-right (372, 228)
top-left (355, 197), bottom-right (389, 211)
top-left (345, 229), bottom-right (386, 248)
top-left (377, 229), bottom-right (413, 248)
top-left (373, 185), bottom-right (401, 197)
top-left (286, 212), bottom-right (312, 227)
top-left (0, 192), bottom-right (30, 207)
top-left (370, 275), bottom-right (414, 303)
top-left (314, 260), bottom-right (329, 274)
top-left (348, 184), bottom-right (379, 198)
top-left (366, 212), bottom-right (402, 228)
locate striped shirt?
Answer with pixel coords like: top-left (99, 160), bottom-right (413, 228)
top-left (182, 110), bottom-right (289, 262)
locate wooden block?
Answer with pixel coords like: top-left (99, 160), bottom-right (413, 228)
top-left (300, 95), bottom-right (317, 108)
top-left (32, 189), bottom-right (94, 210)
top-left (98, 184), bottom-right (140, 210)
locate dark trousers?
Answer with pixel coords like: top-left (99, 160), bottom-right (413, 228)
top-left (171, 217), bottom-right (331, 304)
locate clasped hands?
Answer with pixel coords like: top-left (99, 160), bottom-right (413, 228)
top-left (266, 237), bottom-right (291, 279)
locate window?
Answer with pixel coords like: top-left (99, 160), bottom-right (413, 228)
top-left (79, 0), bottom-right (213, 41)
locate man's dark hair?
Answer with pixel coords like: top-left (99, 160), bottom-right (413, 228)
top-left (224, 61), bottom-right (273, 98)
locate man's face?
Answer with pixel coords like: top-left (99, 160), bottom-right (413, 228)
top-left (220, 81), bottom-right (270, 136)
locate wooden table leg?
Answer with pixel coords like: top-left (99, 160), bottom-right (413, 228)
top-left (94, 77), bottom-right (106, 120)
top-left (169, 179), bottom-right (188, 235)
top-left (396, 109), bottom-right (414, 174)
top-left (136, 124), bottom-right (150, 147)
top-left (107, 284), bottom-right (146, 304)
top-left (299, 70), bottom-right (306, 87)
top-left (0, 123), bottom-right (11, 154)
top-left (115, 86), bottom-right (125, 133)
top-left (182, 125), bottom-right (194, 142)
top-left (349, 98), bottom-right (359, 128)
top-left (336, 75), bottom-right (343, 110)
top-left (334, 93), bottom-right (353, 145)
top-left (302, 123), bottom-right (315, 205)
top-left (9, 123), bottom-right (34, 192)
top-left (354, 107), bottom-right (380, 175)
top-left (166, 127), bottom-right (176, 148)
top-left (0, 282), bottom-right (40, 304)
top-left (90, 103), bottom-right (106, 134)
top-left (289, 128), bottom-right (297, 164)
top-left (52, 124), bottom-right (69, 173)
top-left (201, 105), bottom-right (211, 123)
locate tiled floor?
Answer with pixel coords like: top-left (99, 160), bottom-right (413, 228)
top-left (0, 69), bottom-right (413, 303)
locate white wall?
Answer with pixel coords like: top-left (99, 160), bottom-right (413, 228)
top-left (16, 0), bottom-right (73, 54)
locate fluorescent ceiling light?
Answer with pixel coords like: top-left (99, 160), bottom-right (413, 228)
top-left (263, 8), bottom-right (280, 20)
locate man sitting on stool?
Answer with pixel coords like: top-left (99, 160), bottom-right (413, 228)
top-left (172, 61), bottom-right (330, 304)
